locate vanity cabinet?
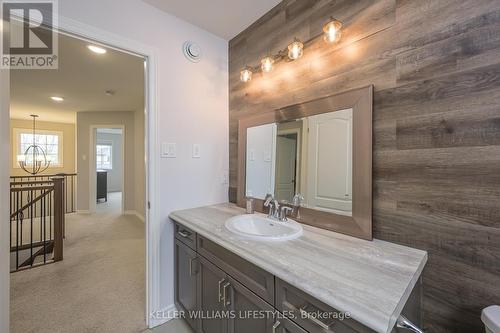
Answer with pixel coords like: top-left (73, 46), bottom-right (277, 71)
top-left (174, 221), bottom-right (420, 333)
top-left (174, 239), bottom-right (198, 331)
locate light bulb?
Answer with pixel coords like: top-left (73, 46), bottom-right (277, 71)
top-left (323, 18), bottom-right (342, 43)
top-left (288, 39), bottom-right (304, 60)
top-left (240, 67), bottom-right (253, 82)
top-left (261, 56), bottom-right (274, 73)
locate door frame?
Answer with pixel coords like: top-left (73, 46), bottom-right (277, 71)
top-left (89, 125), bottom-right (126, 213)
top-left (55, 16), bottom-right (160, 328)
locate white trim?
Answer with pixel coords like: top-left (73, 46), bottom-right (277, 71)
top-left (124, 210), bottom-right (145, 223)
top-left (148, 304), bottom-right (178, 328)
top-left (55, 15), bottom-right (160, 328)
top-left (76, 210), bottom-right (91, 214)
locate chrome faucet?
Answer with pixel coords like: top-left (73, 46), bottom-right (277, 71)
top-left (291, 193), bottom-right (304, 218)
top-left (264, 194), bottom-right (279, 219)
top-left (264, 194), bottom-right (293, 222)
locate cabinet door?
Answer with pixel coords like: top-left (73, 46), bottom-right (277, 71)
top-left (225, 275), bottom-right (276, 333)
top-left (197, 256), bottom-right (227, 333)
top-left (175, 239), bottom-right (198, 331)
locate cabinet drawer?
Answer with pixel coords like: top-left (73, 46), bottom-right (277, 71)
top-left (276, 279), bottom-right (375, 333)
top-left (174, 222), bottom-right (196, 250)
top-left (197, 235), bottom-right (275, 305)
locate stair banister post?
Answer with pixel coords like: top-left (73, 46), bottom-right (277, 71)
top-left (52, 176), bottom-right (65, 262)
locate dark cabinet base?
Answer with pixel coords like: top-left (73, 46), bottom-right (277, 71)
top-left (174, 222), bottom-right (422, 333)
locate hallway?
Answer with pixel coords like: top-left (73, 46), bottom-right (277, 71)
top-left (10, 193), bottom-right (146, 333)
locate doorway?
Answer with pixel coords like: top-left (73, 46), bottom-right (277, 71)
top-left (93, 127), bottom-right (125, 213)
top-left (8, 27), bottom-right (152, 332)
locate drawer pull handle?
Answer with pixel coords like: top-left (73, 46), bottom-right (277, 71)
top-left (189, 257), bottom-right (198, 276)
top-left (299, 306), bottom-right (332, 330)
top-left (222, 282), bottom-right (231, 307)
top-left (396, 315), bottom-right (424, 333)
top-left (218, 279), bottom-right (226, 303)
top-left (178, 230), bottom-right (192, 238)
top-left (272, 320), bottom-right (281, 333)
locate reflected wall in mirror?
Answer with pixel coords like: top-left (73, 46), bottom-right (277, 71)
top-left (246, 109), bottom-right (353, 216)
top-left (238, 86), bottom-right (372, 240)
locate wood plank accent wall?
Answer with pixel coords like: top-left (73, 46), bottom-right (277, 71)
top-left (228, 1), bottom-right (500, 332)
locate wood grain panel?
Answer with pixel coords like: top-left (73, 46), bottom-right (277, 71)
top-left (229, 0), bottom-right (500, 332)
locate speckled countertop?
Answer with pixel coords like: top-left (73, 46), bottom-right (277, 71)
top-left (169, 203), bottom-right (427, 333)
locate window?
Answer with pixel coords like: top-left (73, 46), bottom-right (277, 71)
top-left (96, 144), bottom-right (113, 170)
top-left (14, 128), bottom-right (63, 167)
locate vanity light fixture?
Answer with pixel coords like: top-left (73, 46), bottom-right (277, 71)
top-left (240, 66), bottom-right (253, 82)
top-left (261, 56), bottom-right (274, 73)
top-left (239, 18), bottom-right (343, 83)
top-left (287, 38), bottom-right (304, 60)
top-left (323, 17), bottom-right (343, 43)
top-left (88, 45), bottom-right (107, 54)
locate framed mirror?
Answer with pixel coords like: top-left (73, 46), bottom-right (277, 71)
top-left (237, 86), bottom-right (373, 240)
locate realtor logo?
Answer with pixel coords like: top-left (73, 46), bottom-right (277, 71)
top-left (1, 0), bottom-right (58, 69)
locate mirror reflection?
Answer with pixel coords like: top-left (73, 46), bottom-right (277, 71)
top-left (246, 108), bottom-right (353, 216)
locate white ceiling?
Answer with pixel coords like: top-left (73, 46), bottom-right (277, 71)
top-left (10, 33), bottom-right (145, 124)
top-left (142, 0), bottom-right (281, 40)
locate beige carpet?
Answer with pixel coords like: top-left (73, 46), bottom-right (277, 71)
top-left (10, 192), bottom-right (147, 333)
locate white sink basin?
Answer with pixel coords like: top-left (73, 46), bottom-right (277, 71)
top-left (225, 214), bottom-right (303, 241)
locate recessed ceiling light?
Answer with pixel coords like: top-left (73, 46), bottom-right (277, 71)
top-left (87, 45), bottom-right (107, 54)
top-left (50, 96), bottom-right (64, 102)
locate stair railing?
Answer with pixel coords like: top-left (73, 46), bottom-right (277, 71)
top-left (10, 177), bottom-right (65, 272)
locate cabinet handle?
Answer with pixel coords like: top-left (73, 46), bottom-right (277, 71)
top-left (218, 279), bottom-right (226, 303)
top-left (222, 282), bottom-right (231, 307)
top-left (299, 306), bottom-right (331, 330)
top-left (178, 230), bottom-right (191, 238)
top-left (272, 320), bottom-right (281, 333)
top-left (189, 257), bottom-right (198, 276)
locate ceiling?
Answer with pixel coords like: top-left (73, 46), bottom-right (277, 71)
top-left (10, 33), bottom-right (145, 124)
top-left (142, 0), bottom-right (281, 40)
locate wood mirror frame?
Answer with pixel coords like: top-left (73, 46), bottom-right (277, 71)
top-left (237, 85), bottom-right (373, 240)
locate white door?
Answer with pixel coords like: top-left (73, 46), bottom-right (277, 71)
top-left (275, 135), bottom-right (297, 202)
top-left (306, 109), bottom-right (352, 215)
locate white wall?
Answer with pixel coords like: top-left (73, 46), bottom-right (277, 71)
top-left (246, 123), bottom-right (277, 199)
top-left (0, 66), bottom-right (10, 333)
top-left (58, 0), bottom-right (229, 326)
top-left (96, 131), bottom-right (124, 192)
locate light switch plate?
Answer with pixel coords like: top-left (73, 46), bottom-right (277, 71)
top-left (192, 144), bottom-right (201, 158)
top-left (161, 143), bottom-right (176, 158)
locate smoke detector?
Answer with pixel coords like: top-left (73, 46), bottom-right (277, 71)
top-left (183, 41), bottom-right (202, 63)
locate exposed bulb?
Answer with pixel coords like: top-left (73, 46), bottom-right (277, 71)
top-left (240, 67), bottom-right (253, 82)
top-left (261, 56), bottom-right (274, 73)
top-left (323, 18), bottom-right (342, 43)
top-left (288, 39), bottom-right (304, 60)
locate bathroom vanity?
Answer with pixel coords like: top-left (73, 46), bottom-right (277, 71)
top-left (170, 204), bottom-right (427, 333)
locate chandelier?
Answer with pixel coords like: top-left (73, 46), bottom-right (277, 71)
top-left (17, 115), bottom-right (51, 175)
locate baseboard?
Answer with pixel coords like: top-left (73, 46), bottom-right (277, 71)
top-left (76, 210), bottom-right (90, 214)
top-left (123, 210), bottom-right (145, 223)
top-left (148, 304), bottom-right (177, 328)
